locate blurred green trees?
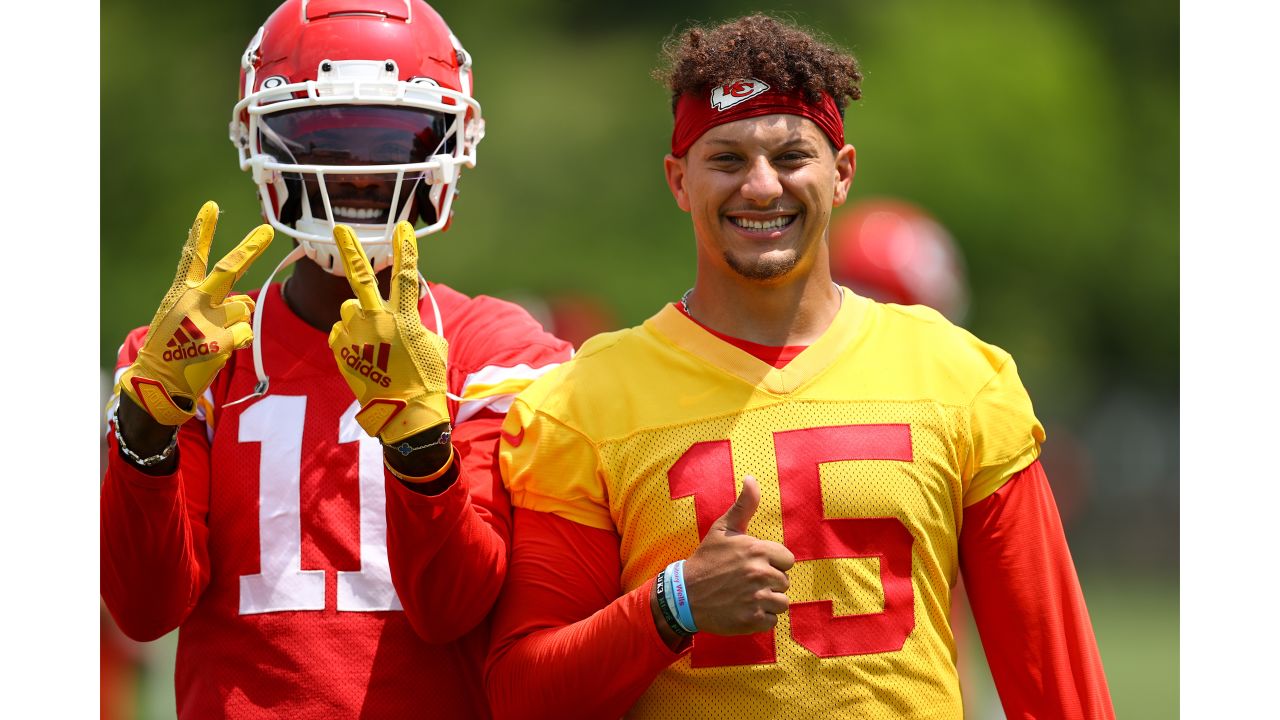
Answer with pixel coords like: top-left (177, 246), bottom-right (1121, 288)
top-left (102, 1), bottom-right (1176, 405)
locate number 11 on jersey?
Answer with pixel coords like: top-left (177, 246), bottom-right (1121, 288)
top-left (238, 395), bottom-right (403, 615)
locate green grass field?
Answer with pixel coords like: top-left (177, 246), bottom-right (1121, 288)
top-left (1086, 575), bottom-right (1179, 719)
top-left (959, 573), bottom-right (1179, 719)
top-left (121, 573), bottom-right (1178, 718)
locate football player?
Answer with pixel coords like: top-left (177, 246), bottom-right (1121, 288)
top-left (484, 14), bottom-right (1115, 719)
top-left (828, 198), bottom-right (969, 324)
top-left (100, 1), bottom-right (571, 717)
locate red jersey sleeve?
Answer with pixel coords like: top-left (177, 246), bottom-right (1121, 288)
top-left (384, 415), bottom-right (513, 644)
top-left (100, 328), bottom-right (214, 642)
top-left (485, 508), bottom-right (685, 720)
top-left (386, 292), bottom-right (574, 644)
top-left (960, 460), bottom-right (1115, 719)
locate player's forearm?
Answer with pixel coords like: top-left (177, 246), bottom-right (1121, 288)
top-left (486, 509), bottom-right (685, 719)
top-left (386, 470), bottom-right (510, 643)
top-left (487, 579), bottom-right (680, 720)
top-left (961, 461), bottom-right (1115, 720)
top-left (100, 440), bottom-right (207, 641)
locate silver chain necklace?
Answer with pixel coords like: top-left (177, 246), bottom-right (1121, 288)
top-left (680, 283), bottom-right (842, 319)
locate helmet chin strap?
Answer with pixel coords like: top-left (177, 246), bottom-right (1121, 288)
top-left (223, 245), bottom-right (307, 408)
top-left (224, 245), bottom-right (462, 408)
top-left (420, 279), bottom-right (464, 403)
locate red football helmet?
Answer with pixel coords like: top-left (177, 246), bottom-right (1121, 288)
top-left (230, 0), bottom-right (484, 275)
top-left (829, 198), bottom-right (969, 323)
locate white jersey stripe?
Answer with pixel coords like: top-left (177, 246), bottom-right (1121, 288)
top-left (459, 362), bottom-right (562, 396)
top-left (455, 362), bottom-right (561, 423)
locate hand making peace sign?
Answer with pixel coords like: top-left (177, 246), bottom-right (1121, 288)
top-left (327, 222), bottom-right (451, 445)
top-left (118, 201), bottom-right (273, 426)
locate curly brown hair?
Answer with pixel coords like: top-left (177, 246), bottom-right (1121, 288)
top-left (654, 14), bottom-right (862, 113)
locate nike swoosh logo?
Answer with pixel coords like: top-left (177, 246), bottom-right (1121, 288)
top-left (500, 425), bottom-right (526, 447)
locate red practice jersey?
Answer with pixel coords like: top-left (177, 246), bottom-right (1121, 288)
top-left (101, 282), bottom-right (571, 719)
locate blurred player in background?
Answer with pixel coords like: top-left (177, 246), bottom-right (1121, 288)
top-left (516, 291), bottom-right (620, 350)
top-left (100, 602), bottom-right (141, 719)
top-left (829, 198), bottom-right (969, 324)
top-left (486, 14), bottom-right (1113, 719)
top-left (100, 1), bottom-right (571, 717)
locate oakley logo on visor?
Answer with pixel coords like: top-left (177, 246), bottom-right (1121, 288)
top-left (710, 79), bottom-right (770, 111)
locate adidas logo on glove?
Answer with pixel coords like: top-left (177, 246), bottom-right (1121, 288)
top-left (163, 317), bottom-right (221, 361)
top-left (340, 342), bottom-right (393, 388)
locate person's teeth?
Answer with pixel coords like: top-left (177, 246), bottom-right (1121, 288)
top-left (334, 207), bottom-right (380, 221)
top-left (731, 216), bottom-right (793, 230)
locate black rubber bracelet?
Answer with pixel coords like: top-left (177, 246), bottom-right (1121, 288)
top-left (654, 570), bottom-right (693, 638)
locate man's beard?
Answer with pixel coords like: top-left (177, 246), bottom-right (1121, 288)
top-left (724, 248), bottom-right (800, 281)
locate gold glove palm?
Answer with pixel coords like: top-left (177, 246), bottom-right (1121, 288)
top-left (328, 223), bottom-right (450, 443)
top-left (118, 201), bottom-right (274, 425)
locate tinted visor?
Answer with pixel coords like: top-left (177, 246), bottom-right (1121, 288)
top-left (261, 106), bottom-right (454, 166)
top-left (261, 106), bottom-right (454, 226)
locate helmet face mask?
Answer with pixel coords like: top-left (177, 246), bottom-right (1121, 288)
top-left (230, 0), bottom-right (484, 275)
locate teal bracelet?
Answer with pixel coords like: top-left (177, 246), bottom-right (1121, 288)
top-left (654, 569), bottom-right (692, 638)
top-left (665, 560), bottom-right (698, 634)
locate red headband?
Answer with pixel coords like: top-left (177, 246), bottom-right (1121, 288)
top-left (671, 78), bottom-right (844, 157)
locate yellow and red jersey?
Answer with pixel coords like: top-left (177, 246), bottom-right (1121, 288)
top-left (493, 289), bottom-right (1047, 718)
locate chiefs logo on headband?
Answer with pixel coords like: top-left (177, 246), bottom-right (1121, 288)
top-left (711, 79), bottom-right (771, 111)
top-left (672, 78), bottom-right (845, 157)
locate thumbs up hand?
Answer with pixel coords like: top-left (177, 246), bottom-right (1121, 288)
top-left (680, 476), bottom-right (795, 636)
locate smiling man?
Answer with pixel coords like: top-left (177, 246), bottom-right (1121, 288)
top-left (485, 14), bottom-right (1114, 720)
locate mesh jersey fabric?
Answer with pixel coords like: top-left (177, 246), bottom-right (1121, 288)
top-left (496, 288), bottom-right (1044, 719)
top-left (102, 281), bottom-right (571, 719)
top-left (488, 461), bottom-right (1115, 720)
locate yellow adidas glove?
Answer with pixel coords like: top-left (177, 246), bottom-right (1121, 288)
top-left (328, 222), bottom-right (450, 443)
top-left (118, 201), bottom-right (273, 425)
